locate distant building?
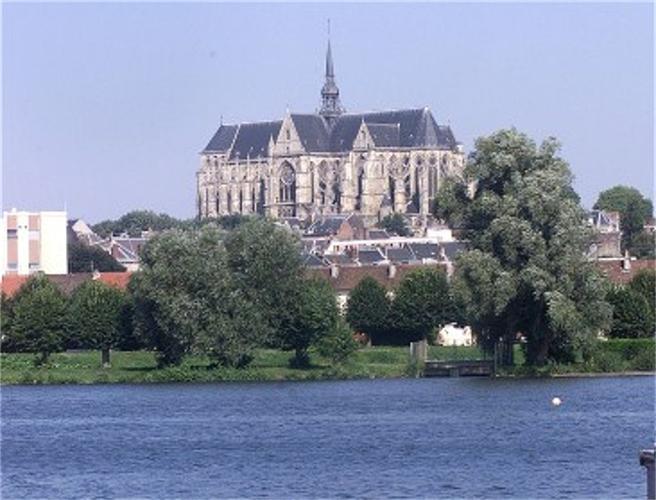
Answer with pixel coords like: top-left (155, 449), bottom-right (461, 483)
top-left (197, 39), bottom-right (465, 224)
top-left (587, 209), bottom-right (622, 259)
top-left (1, 210), bottom-right (67, 276)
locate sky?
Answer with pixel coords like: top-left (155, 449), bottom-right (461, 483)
top-left (2, 2), bottom-right (653, 223)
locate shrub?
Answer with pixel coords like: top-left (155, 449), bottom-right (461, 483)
top-left (592, 349), bottom-right (625, 373)
top-left (10, 275), bottom-right (68, 365)
top-left (346, 277), bottom-right (391, 345)
top-left (316, 319), bottom-right (357, 364)
top-left (606, 286), bottom-right (654, 338)
top-left (628, 348), bottom-right (655, 371)
top-left (599, 338), bottom-right (655, 360)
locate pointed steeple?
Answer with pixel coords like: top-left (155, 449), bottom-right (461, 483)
top-left (319, 24), bottom-right (343, 122)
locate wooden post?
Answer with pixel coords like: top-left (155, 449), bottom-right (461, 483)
top-left (101, 348), bottom-right (111, 369)
top-left (640, 449), bottom-right (655, 499)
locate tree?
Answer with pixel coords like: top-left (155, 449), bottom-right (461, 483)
top-left (92, 210), bottom-right (181, 238)
top-left (224, 218), bottom-right (305, 347)
top-left (390, 268), bottom-right (453, 344)
top-left (315, 318), bottom-right (357, 364)
top-left (346, 277), bottom-right (391, 345)
top-left (10, 275), bottom-right (68, 365)
top-left (0, 292), bottom-right (16, 352)
top-left (628, 268), bottom-right (656, 319)
top-left (68, 280), bottom-right (126, 367)
top-left (606, 286), bottom-right (654, 339)
top-left (378, 213), bottom-right (410, 236)
top-left (68, 241), bottom-right (126, 273)
top-left (594, 186), bottom-right (653, 253)
top-left (438, 129), bottom-right (611, 366)
top-left (629, 232), bottom-right (655, 259)
top-left (282, 277), bottom-right (339, 367)
top-left (131, 226), bottom-right (265, 367)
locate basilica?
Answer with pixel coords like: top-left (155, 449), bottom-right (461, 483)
top-left (197, 41), bottom-right (466, 224)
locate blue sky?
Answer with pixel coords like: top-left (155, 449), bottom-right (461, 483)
top-left (3, 2), bottom-right (653, 222)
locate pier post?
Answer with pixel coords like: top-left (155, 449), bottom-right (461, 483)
top-left (640, 449), bottom-right (655, 499)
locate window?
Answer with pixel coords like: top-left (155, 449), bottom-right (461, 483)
top-left (29, 230), bottom-right (40, 240)
top-left (286, 129), bottom-right (291, 141)
top-left (7, 262), bottom-right (17, 270)
top-left (29, 263), bottom-right (40, 271)
top-left (7, 229), bottom-right (17, 239)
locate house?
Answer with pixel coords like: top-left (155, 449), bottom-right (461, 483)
top-left (1, 271), bottom-right (132, 298)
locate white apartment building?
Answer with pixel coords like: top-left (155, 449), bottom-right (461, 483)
top-left (1, 210), bottom-right (68, 276)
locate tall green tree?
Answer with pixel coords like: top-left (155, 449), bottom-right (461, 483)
top-left (390, 268), bottom-right (453, 343)
top-left (224, 219), bottom-right (304, 346)
top-left (606, 286), bottom-right (654, 339)
top-left (437, 129), bottom-right (611, 365)
top-left (283, 277), bottom-right (339, 367)
top-left (131, 226), bottom-right (265, 367)
top-left (10, 275), bottom-right (68, 365)
top-left (594, 186), bottom-right (653, 253)
top-left (628, 268), bottom-right (656, 319)
top-left (346, 277), bottom-right (391, 345)
top-left (68, 280), bottom-right (126, 367)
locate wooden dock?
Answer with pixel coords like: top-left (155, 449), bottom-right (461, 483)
top-left (424, 359), bottom-right (494, 377)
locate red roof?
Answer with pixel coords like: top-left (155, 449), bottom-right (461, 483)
top-left (595, 259), bottom-right (655, 285)
top-left (1, 272), bottom-right (132, 298)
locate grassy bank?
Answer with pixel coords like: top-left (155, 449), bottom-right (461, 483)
top-left (0, 346), bottom-right (484, 385)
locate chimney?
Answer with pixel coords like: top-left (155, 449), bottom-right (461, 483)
top-left (388, 264), bottom-right (397, 279)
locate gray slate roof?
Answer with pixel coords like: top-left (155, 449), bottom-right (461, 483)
top-left (203, 108), bottom-right (457, 156)
top-left (386, 246), bottom-right (415, 263)
top-left (440, 241), bottom-right (468, 262)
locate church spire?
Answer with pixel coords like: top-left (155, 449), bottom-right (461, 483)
top-left (319, 23), bottom-right (343, 122)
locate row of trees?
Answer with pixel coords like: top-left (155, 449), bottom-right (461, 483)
top-left (2, 220), bottom-right (358, 368)
top-left (1, 276), bottom-right (135, 365)
top-left (346, 270), bottom-right (457, 345)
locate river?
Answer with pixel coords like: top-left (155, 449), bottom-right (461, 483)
top-left (1, 376), bottom-right (654, 498)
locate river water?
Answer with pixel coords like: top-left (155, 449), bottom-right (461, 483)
top-left (1, 376), bottom-right (654, 498)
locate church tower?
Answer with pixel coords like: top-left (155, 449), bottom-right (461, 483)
top-left (319, 39), bottom-right (344, 123)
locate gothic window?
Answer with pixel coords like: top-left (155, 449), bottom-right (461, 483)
top-left (227, 191), bottom-right (232, 213)
top-left (239, 190), bottom-right (244, 213)
top-left (216, 193), bottom-right (220, 214)
top-left (429, 167), bottom-right (437, 198)
top-left (205, 187), bottom-right (209, 216)
top-left (278, 162), bottom-right (296, 203)
top-left (319, 181), bottom-right (327, 205)
top-left (310, 169), bottom-right (315, 203)
top-left (332, 180), bottom-right (342, 213)
top-left (389, 176), bottom-right (396, 211)
top-left (286, 129), bottom-right (291, 141)
top-left (355, 167), bottom-right (364, 211)
top-left (252, 187), bottom-right (256, 212)
top-left (258, 179), bottom-right (266, 215)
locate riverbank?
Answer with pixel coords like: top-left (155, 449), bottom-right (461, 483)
top-left (0, 346), bottom-right (482, 385)
top-left (2, 342), bottom-right (652, 385)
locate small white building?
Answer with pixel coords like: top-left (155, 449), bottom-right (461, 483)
top-left (1, 209), bottom-right (68, 276)
top-left (437, 323), bottom-right (474, 347)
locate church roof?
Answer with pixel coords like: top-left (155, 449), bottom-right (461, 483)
top-left (204, 124), bottom-right (238, 152)
top-left (367, 123), bottom-right (401, 148)
top-left (229, 121), bottom-right (283, 160)
top-left (203, 108), bottom-right (457, 156)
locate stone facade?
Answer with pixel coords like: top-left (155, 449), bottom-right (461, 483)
top-left (197, 42), bottom-right (465, 224)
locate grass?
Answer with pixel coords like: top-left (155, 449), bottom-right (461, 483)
top-left (0, 345), bottom-right (485, 385)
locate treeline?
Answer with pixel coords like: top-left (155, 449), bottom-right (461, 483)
top-left (91, 211), bottom-right (248, 238)
top-left (1, 217), bottom-right (464, 368)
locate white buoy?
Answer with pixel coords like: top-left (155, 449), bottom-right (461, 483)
top-left (552, 397), bottom-right (562, 406)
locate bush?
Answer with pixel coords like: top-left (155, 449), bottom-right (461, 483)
top-left (607, 286), bottom-right (654, 338)
top-left (628, 348), bottom-right (655, 371)
top-left (346, 277), bottom-right (391, 345)
top-left (592, 350), bottom-right (625, 373)
top-left (316, 319), bottom-right (357, 364)
top-left (9, 275), bottom-right (68, 365)
top-left (599, 338), bottom-right (655, 361)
